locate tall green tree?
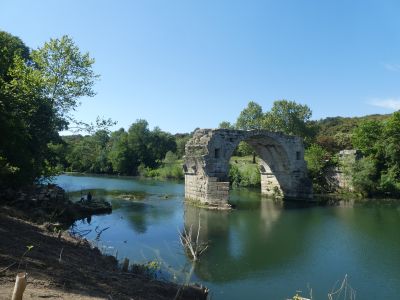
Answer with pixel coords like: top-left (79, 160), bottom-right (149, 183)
top-left (0, 32), bottom-right (99, 187)
top-left (107, 129), bottom-right (135, 174)
top-left (235, 101), bottom-right (264, 162)
top-left (349, 111), bottom-right (400, 196)
top-left (236, 101), bottom-right (264, 130)
top-left (147, 127), bottom-right (176, 168)
top-left (263, 100), bottom-right (313, 140)
top-left (127, 119), bottom-right (151, 170)
top-left (352, 120), bottom-right (383, 157)
top-left (30, 35), bottom-right (99, 128)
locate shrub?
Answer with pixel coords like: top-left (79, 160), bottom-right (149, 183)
top-left (228, 163), bottom-right (260, 188)
top-left (351, 157), bottom-right (378, 196)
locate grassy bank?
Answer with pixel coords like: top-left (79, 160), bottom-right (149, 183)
top-left (139, 159), bottom-right (184, 180)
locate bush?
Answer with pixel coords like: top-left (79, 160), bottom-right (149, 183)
top-left (229, 164), bottom-right (242, 187)
top-left (228, 163), bottom-right (260, 188)
top-left (138, 161), bottom-right (184, 180)
top-left (158, 164), bottom-right (184, 179)
top-left (351, 157), bottom-right (378, 196)
top-left (378, 166), bottom-right (400, 196)
top-left (304, 144), bottom-right (336, 193)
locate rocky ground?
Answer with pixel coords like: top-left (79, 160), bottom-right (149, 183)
top-left (0, 186), bottom-right (208, 300)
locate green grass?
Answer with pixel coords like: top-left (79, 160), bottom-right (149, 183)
top-left (139, 160), bottom-right (184, 180)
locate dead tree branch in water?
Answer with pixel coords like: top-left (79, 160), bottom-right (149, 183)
top-left (178, 217), bottom-right (208, 261)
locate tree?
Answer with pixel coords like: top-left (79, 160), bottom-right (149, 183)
top-left (263, 100), bottom-right (314, 140)
top-left (379, 111), bottom-right (400, 194)
top-left (0, 31), bottom-right (29, 81)
top-left (107, 129), bottom-right (135, 174)
top-left (30, 35), bottom-right (99, 128)
top-left (127, 119), bottom-right (151, 171)
top-left (382, 111), bottom-right (400, 166)
top-left (304, 144), bottom-right (334, 192)
top-left (0, 32), bottom-right (99, 187)
top-left (236, 101), bottom-right (264, 162)
top-left (147, 127), bottom-right (176, 168)
top-left (351, 157), bottom-right (379, 196)
top-left (218, 121), bottom-right (234, 129)
top-left (352, 120), bottom-right (383, 157)
top-left (236, 101), bottom-right (264, 130)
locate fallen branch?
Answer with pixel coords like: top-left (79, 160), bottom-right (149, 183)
top-left (178, 216), bottom-right (208, 261)
top-left (95, 226), bottom-right (110, 241)
top-left (0, 262), bottom-right (16, 273)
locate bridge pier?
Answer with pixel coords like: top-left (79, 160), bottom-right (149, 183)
top-left (184, 174), bottom-right (230, 208)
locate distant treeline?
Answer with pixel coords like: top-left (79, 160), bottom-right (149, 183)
top-left (58, 120), bottom-right (190, 179)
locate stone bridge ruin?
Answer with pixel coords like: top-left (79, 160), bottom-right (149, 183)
top-left (183, 129), bottom-right (312, 208)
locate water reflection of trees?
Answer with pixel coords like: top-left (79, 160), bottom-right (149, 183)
top-left (333, 203), bottom-right (400, 283)
top-left (183, 199), bottom-right (319, 282)
top-left (112, 197), bottom-right (177, 234)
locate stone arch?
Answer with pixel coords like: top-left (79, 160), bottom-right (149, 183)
top-left (184, 129), bottom-right (312, 208)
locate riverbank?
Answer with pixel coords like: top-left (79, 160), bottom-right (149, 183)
top-left (0, 209), bottom-right (208, 299)
top-left (0, 184), bottom-right (208, 300)
top-left (0, 184), bottom-right (112, 228)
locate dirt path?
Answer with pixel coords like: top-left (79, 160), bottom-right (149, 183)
top-left (0, 209), bottom-right (207, 300)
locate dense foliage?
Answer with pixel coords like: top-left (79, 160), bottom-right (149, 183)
top-left (349, 112), bottom-right (400, 196)
top-left (0, 31), bottom-right (98, 188)
top-left (62, 120), bottom-right (178, 176)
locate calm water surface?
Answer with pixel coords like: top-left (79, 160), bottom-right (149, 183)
top-left (55, 174), bottom-right (400, 300)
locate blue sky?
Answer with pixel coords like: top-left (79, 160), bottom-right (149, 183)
top-left (1, 0), bottom-right (400, 133)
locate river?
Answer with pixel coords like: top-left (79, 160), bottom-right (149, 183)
top-left (55, 174), bottom-right (400, 300)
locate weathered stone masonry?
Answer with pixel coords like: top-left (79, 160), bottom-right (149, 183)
top-left (184, 129), bottom-right (313, 207)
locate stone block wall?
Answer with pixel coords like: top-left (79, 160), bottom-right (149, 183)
top-left (185, 174), bottom-right (230, 207)
top-left (332, 149), bottom-right (362, 192)
top-left (260, 173), bottom-right (283, 197)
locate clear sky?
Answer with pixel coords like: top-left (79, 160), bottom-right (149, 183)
top-left (1, 0), bottom-right (400, 134)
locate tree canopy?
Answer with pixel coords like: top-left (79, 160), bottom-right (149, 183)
top-left (263, 100), bottom-right (313, 139)
top-left (236, 101), bottom-right (264, 130)
top-left (0, 31), bottom-right (99, 187)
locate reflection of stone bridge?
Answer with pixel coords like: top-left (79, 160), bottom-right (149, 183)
top-left (183, 129), bottom-right (312, 207)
